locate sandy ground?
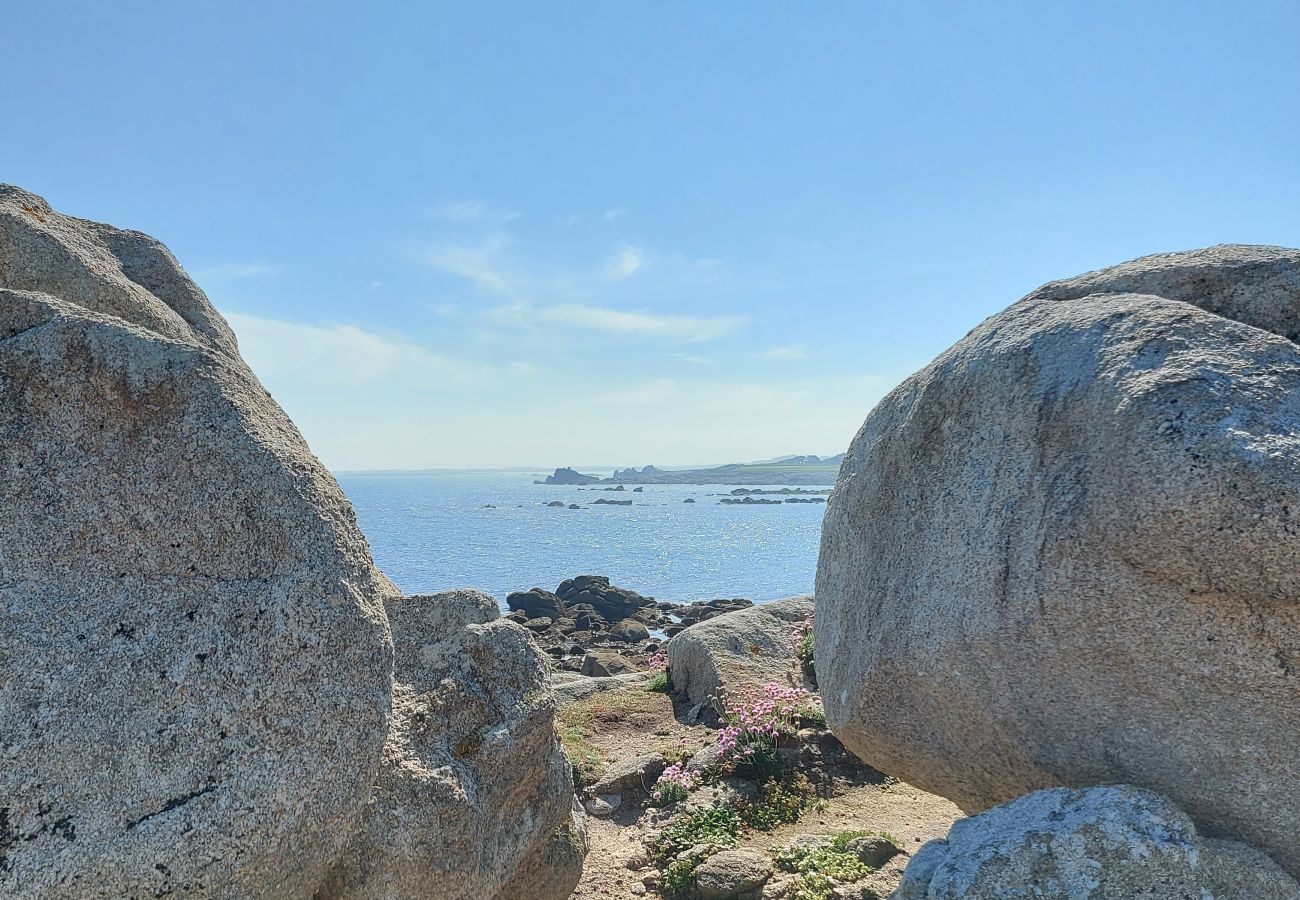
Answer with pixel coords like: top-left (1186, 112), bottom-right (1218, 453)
top-left (562, 687), bottom-right (961, 899)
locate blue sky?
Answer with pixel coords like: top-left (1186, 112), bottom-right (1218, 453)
top-left (4, 2), bottom-right (1298, 470)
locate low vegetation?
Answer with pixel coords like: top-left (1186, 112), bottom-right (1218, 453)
top-left (774, 831), bottom-right (902, 900)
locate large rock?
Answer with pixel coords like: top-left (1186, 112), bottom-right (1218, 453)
top-left (0, 186), bottom-right (395, 897)
top-left (319, 590), bottom-right (584, 900)
top-left (557, 574), bottom-right (653, 621)
top-left (894, 786), bottom-right (1300, 899)
top-left (507, 586), bottom-right (566, 619)
top-left (667, 595), bottom-right (813, 705)
top-left (817, 245), bottom-right (1300, 876)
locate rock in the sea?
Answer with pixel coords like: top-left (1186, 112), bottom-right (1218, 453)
top-left (507, 586), bottom-right (566, 619)
top-left (319, 590), bottom-right (584, 900)
top-left (894, 785), bottom-right (1300, 900)
top-left (817, 246), bottom-right (1300, 876)
top-left (693, 849), bottom-right (773, 899)
top-left (558, 574), bottom-right (654, 621)
top-left (0, 186), bottom-right (395, 897)
top-left (667, 595), bottom-right (813, 705)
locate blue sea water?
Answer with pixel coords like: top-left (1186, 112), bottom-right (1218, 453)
top-left (338, 470), bottom-right (830, 606)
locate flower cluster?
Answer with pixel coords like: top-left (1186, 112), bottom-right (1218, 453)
top-left (648, 649), bottom-right (668, 671)
top-left (717, 683), bottom-right (808, 768)
top-left (650, 760), bottom-right (701, 806)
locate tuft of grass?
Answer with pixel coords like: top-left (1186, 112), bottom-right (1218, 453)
top-left (557, 688), bottom-right (673, 785)
top-left (646, 670), bottom-right (673, 693)
top-left (557, 724), bottom-right (604, 788)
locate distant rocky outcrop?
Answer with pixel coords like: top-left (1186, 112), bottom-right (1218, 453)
top-left (817, 245), bottom-right (1300, 877)
top-left (667, 595), bottom-right (813, 705)
top-left (0, 185), bottom-right (396, 896)
top-left (319, 590), bottom-right (584, 900)
top-left (536, 466), bottom-right (600, 485)
top-left (895, 786), bottom-right (1300, 899)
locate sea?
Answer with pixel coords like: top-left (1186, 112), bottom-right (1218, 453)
top-left (338, 470), bottom-right (831, 608)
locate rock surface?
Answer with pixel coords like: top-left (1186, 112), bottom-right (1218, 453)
top-left (816, 245), bottom-right (1300, 876)
top-left (0, 185), bottom-right (395, 897)
top-left (319, 590), bottom-right (584, 900)
top-left (667, 595), bottom-right (814, 705)
top-left (506, 586), bottom-right (566, 619)
top-left (693, 849), bottom-right (773, 899)
top-left (894, 785), bottom-right (1300, 899)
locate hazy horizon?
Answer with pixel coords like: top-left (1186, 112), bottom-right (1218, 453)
top-left (5, 2), bottom-right (1298, 469)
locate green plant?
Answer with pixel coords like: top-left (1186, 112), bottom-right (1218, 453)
top-left (774, 830), bottom-right (893, 900)
top-left (795, 703), bottom-right (827, 729)
top-left (797, 630), bottom-right (815, 669)
top-left (647, 669), bottom-right (673, 693)
top-left (736, 774), bottom-right (815, 830)
top-left (649, 807), bottom-right (741, 863)
top-left (658, 858), bottom-right (701, 898)
top-left (732, 737), bottom-right (782, 781)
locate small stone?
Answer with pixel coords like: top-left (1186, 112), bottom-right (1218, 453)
top-left (694, 849), bottom-right (773, 899)
top-left (844, 835), bottom-right (900, 869)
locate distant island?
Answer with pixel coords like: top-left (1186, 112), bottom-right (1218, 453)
top-left (535, 454), bottom-right (844, 486)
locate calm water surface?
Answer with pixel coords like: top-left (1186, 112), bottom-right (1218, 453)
top-left (338, 470), bottom-right (829, 606)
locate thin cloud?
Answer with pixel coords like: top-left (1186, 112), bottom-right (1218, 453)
top-left (418, 235), bottom-right (512, 294)
top-left (602, 208), bottom-right (626, 222)
top-left (758, 343), bottom-right (810, 361)
top-left (669, 351), bottom-right (716, 365)
top-left (224, 311), bottom-right (497, 387)
top-left (428, 200), bottom-right (520, 224)
top-left (532, 304), bottom-right (747, 342)
top-left (607, 246), bottom-right (644, 280)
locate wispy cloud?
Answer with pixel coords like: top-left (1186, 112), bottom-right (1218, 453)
top-left (607, 246), bottom-right (644, 280)
top-left (418, 235), bottom-right (512, 294)
top-left (758, 343), bottom-right (810, 361)
top-left (669, 351), bottom-right (715, 365)
top-left (224, 311), bottom-right (497, 387)
top-left (531, 304), bottom-right (747, 342)
top-left (429, 200), bottom-right (520, 224)
top-left (194, 261), bottom-right (282, 283)
top-left (602, 208), bottom-right (626, 222)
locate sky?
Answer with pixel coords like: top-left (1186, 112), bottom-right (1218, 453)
top-left (4, 2), bottom-right (1299, 471)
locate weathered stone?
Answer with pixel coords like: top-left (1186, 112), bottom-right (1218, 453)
top-left (588, 753), bottom-right (666, 799)
top-left (319, 590), bottom-right (583, 900)
top-left (551, 671), bottom-right (652, 707)
top-left (0, 185), bottom-right (395, 898)
top-left (817, 246), bottom-right (1300, 876)
top-left (581, 648), bottom-right (644, 677)
top-left (893, 786), bottom-right (1300, 899)
top-left (608, 618), bottom-right (652, 643)
top-left (845, 835), bottom-right (900, 870)
top-left (667, 595), bottom-right (813, 705)
top-left (694, 849), bottom-right (773, 899)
